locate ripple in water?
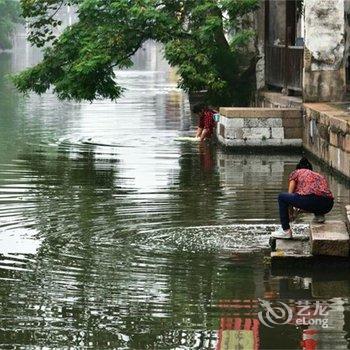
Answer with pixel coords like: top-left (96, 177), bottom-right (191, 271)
top-left (136, 224), bottom-right (309, 254)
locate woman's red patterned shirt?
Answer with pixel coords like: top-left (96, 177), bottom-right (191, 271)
top-left (289, 169), bottom-right (333, 199)
top-left (198, 108), bottom-right (216, 136)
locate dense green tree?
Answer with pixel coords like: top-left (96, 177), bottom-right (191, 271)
top-left (13, 0), bottom-right (259, 105)
top-left (0, 0), bottom-right (21, 50)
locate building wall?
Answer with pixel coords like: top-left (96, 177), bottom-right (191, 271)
top-left (345, 0), bottom-right (350, 86)
top-left (257, 0), bottom-right (348, 102)
top-left (255, 1), bottom-right (265, 90)
top-left (303, 0), bottom-right (346, 102)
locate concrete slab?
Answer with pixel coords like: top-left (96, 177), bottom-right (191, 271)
top-left (310, 221), bottom-right (349, 257)
top-left (271, 238), bottom-right (312, 260)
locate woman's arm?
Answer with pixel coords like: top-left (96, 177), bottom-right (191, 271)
top-left (288, 180), bottom-right (296, 193)
top-left (196, 127), bottom-right (203, 138)
top-left (199, 128), bottom-right (209, 141)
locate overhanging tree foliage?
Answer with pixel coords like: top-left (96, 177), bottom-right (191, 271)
top-left (0, 0), bottom-right (21, 50)
top-left (13, 0), bottom-right (259, 105)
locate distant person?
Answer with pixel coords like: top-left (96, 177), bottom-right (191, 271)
top-left (192, 103), bottom-right (217, 142)
top-left (272, 157), bottom-right (334, 239)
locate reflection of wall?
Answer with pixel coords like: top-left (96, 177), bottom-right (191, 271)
top-left (265, 270), bottom-right (350, 349)
top-left (301, 298), bottom-right (348, 350)
top-left (216, 152), bottom-right (300, 221)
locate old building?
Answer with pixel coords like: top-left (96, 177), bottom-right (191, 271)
top-left (257, 0), bottom-right (349, 103)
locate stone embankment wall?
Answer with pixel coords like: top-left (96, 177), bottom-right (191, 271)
top-left (216, 104), bottom-right (350, 180)
top-left (217, 108), bottom-right (302, 148)
top-left (303, 104), bottom-right (350, 179)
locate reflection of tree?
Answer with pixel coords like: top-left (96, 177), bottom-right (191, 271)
top-left (0, 53), bottom-right (23, 165)
top-left (0, 144), bottom-right (212, 349)
top-left (18, 145), bottom-right (120, 242)
top-left (0, 146), bottom-right (124, 347)
top-left (0, 144), bottom-right (262, 349)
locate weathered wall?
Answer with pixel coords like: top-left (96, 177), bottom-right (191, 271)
top-left (217, 108), bottom-right (302, 148)
top-left (255, 0), bottom-right (265, 90)
top-left (303, 0), bottom-right (346, 102)
top-left (345, 0), bottom-right (350, 84)
top-left (303, 103), bottom-right (350, 179)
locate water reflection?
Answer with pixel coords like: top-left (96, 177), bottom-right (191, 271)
top-left (0, 38), bottom-right (350, 349)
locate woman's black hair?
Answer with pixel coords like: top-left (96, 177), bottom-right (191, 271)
top-left (191, 103), bottom-right (206, 114)
top-left (296, 157), bottom-right (313, 171)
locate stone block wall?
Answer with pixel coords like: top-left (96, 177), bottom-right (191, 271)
top-left (303, 103), bottom-right (350, 179)
top-left (217, 108), bottom-right (302, 148)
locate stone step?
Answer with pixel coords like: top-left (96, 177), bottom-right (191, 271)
top-left (271, 237), bottom-right (312, 262)
top-left (310, 221), bottom-right (349, 257)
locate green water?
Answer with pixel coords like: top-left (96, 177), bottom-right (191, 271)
top-left (0, 40), bottom-right (350, 350)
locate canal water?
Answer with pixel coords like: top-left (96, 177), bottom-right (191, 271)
top-left (0, 38), bottom-right (350, 349)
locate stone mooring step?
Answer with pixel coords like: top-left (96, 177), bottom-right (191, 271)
top-left (310, 221), bottom-right (349, 257)
top-left (271, 220), bottom-right (350, 263)
top-left (271, 237), bottom-right (312, 261)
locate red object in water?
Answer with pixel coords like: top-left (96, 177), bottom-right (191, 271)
top-left (301, 329), bottom-right (318, 350)
top-left (300, 338), bottom-right (317, 350)
top-left (216, 316), bottom-right (260, 350)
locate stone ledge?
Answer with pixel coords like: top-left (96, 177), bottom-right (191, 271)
top-left (258, 91), bottom-right (303, 108)
top-left (329, 115), bottom-right (350, 135)
top-left (304, 105), bottom-right (350, 135)
top-left (303, 103), bottom-right (339, 112)
top-left (219, 107), bottom-right (300, 118)
top-left (217, 135), bottom-right (302, 148)
top-left (310, 221), bottom-right (349, 257)
top-left (271, 238), bottom-right (312, 260)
